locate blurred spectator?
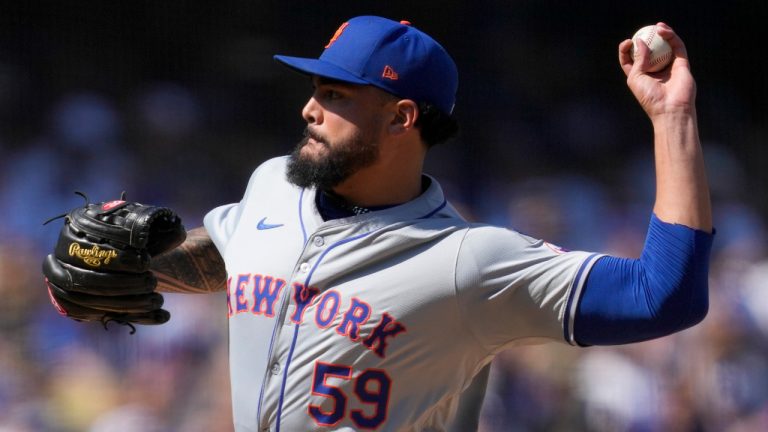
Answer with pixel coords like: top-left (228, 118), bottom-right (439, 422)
top-left (0, 92), bottom-right (135, 251)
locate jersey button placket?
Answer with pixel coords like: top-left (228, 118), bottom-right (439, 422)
top-left (313, 236), bottom-right (325, 247)
top-left (260, 246), bottom-right (320, 425)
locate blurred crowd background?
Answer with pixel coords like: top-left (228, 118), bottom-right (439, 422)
top-left (1, 1), bottom-right (766, 431)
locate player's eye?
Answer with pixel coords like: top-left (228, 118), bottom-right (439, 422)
top-left (324, 89), bottom-right (342, 100)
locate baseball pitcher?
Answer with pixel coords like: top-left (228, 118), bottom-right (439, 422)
top-left (43, 16), bottom-right (713, 432)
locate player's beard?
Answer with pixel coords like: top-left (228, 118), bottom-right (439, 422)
top-left (286, 126), bottom-right (380, 190)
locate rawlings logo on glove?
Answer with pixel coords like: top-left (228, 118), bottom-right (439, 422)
top-left (68, 243), bottom-right (119, 267)
top-left (42, 192), bottom-right (186, 332)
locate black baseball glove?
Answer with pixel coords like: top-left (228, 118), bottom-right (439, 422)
top-left (42, 194), bottom-right (186, 331)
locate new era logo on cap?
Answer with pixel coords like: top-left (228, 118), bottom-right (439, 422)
top-left (382, 65), bottom-right (399, 80)
top-left (274, 16), bottom-right (458, 115)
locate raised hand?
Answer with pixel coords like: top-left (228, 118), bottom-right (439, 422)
top-left (619, 22), bottom-right (696, 119)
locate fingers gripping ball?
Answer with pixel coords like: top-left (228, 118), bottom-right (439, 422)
top-left (42, 196), bottom-right (186, 331)
top-left (630, 25), bottom-right (673, 72)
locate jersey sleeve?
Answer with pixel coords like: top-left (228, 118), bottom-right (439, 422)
top-left (203, 156), bottom-right (289, 254)
top-left (454, 225), bottom-right (601, 351)
top-left (204, 203), bottom-right (240, 253)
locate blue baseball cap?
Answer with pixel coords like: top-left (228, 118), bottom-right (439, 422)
top-left (274, 16), bottom-right (458, 115)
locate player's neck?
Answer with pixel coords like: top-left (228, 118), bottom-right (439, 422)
top-left (332, 154), bottom-right (424, 208)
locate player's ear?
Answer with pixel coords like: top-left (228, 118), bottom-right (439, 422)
top-left (388, 99), bottom-right (419, 136)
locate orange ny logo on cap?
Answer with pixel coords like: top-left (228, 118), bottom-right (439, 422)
top-left (325, 22), bottom-right (350, 48)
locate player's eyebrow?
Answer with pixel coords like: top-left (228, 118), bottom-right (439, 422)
top-left (311, 75), bottom-right (397, 105)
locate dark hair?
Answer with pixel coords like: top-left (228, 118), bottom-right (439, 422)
top-left (414, 102), bottom-right (459, 148)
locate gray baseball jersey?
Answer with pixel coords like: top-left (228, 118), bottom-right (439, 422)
top-left (204, 157), bottom-right (601, 431)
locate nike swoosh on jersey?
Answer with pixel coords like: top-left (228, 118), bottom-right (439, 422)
top-left (257, 217), bottom-right (284, 230)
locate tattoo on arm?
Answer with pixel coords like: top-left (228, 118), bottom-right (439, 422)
top-left (152, 226), bottom-right (227, 294)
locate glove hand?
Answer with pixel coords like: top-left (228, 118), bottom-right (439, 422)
top-left (42, 197), bottom-right (186, 330)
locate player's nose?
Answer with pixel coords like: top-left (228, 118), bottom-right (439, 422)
top-left (302, 97), bottom-right (322, 125)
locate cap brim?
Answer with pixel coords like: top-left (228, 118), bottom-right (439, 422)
top-left (273, 55), bottom-right (370, 85)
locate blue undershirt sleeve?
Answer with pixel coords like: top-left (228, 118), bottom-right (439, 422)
top-left (573, 214), bottom-right (714, 346)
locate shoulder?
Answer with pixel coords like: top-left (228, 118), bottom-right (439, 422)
top-left (247, 156), bottom-right (291, 183)
top-left (240, 156), bottom-right (298, 197)
top-left (455, 223), bottom-right (592, 277)
top-left (460, 224), bottom-right (544, 254)
top-left (204, 156), bottom-right (297, 250)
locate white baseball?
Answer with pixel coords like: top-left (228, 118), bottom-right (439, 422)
top-left (630, 25), bottom-right (673, 72)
